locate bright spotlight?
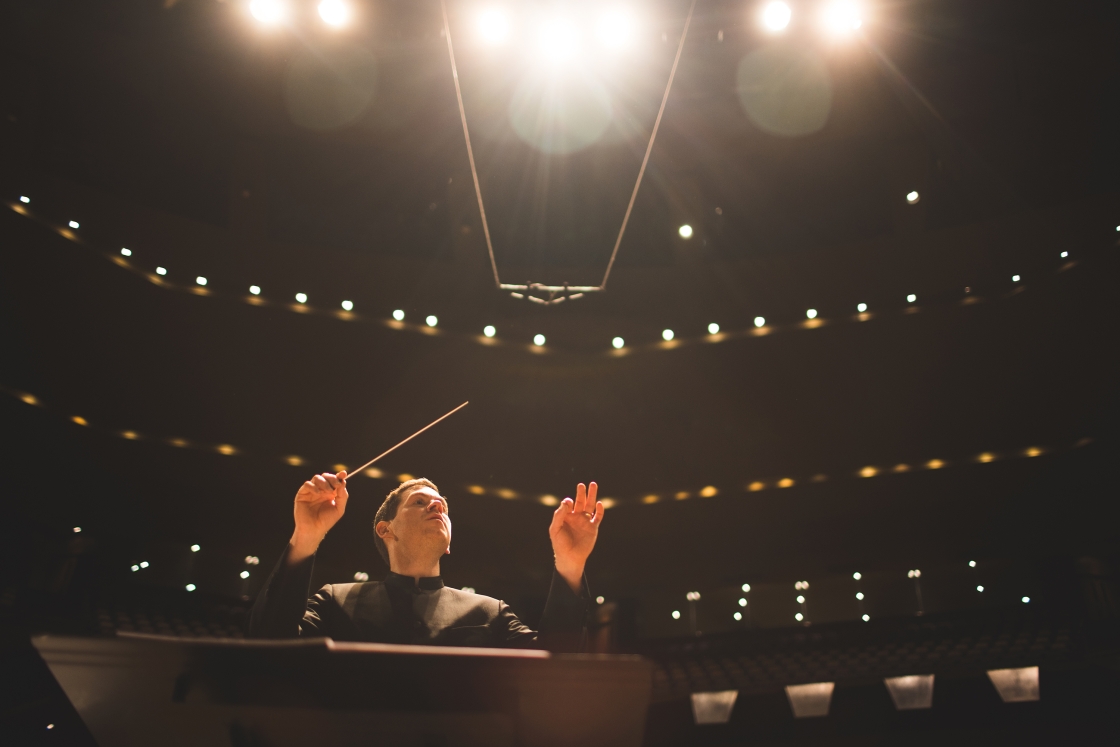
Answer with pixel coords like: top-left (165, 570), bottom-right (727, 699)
top-left (671, 610), bottom-right (681, 619)
top-left (977, 585), bottom-right (985, 592)
top-left (1011, 274), bottom-right (1020, 282)
top-left (295, 293), bottom-right (307, 304)
top-left (318, 0), bottom-right (350, 27)
top-left (822, 2), bottom-right (862, 33)
top-left (240, 570), bottom-right (250, 579)
top-left (678, 224), bottom-right (693, 238)
top-left (341, 300), bottom-right (353, 311)
top-left (120, 248), bottom-right (132, 257)
top-left (612, 336), bottom-right (625, 349)
top-left (19, 196), bottom-right (30, 203)
top-left (906, 190), bottom-right (920, 204)
top-left (483, 325), bottom-right (496, 337)
top-left (852, 572), bottom-right (862, 580)
top-left (1021, 596), bottom-right (1030, 603)
top-left (708, 323), bottom-right (720, 335)
top-left (426, 315), bottom-right (438, 327)
top-left (156, 267), bottom-right (167, 276)
top-left (856, 303), bottom-right (867, 313)
top-left (738, 598), bottom-right (747, 607)
top-left (185, 583), bottom-right (196, 591)
top-left (795, 612), bottom-right (804, 621)
top-left (533, 334), bottom-right (546, 346)
top-left (250, 0), bottom-right (287, 25)
top-left (734, 611), bottom-right (742, 621)
top-left (68, 220), bottom-right (80, 229)
top-left (249, 285), bottom-right (261, 295)
top-left (190, 544), bottom-right (200, 552)
top-left (662, 329), bottom-right (674, 341)
top-left (753, 316), bottom-right (765, 328)
top-left (796, 595), bottom-right (805, 604)
top-left (392, 309), bottom-right (405, 321)
top-left (596, 7), bottom-right (634, 49)
top-left (856, 592), bottom-right (864, 600)
top-left (537, 17), bottom-right (579, 62)
top-left (478, 8), bottom-right (510, 44)
top-left (762, 2), bottom-right (792, 32)
top-left (969, 560), bottom-right (977, 567)
top-left (806, 309), bottom-right (817, 319)
top-left (196, 276), bottom-right (208, 286)
top-left (862, 613), bottom-right (870, 621)
top-left (1060, 251), bottom-right (1068, 258)
top-left (906, 293), bottom-right (917, 303)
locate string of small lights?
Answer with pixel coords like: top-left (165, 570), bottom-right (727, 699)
top-left (6, 197), bottom-right (1092, 356)
top-left (5, 380), bottom-right (1090, 511)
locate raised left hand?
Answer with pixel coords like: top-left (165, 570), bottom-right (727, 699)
top-left (548, 482), bottom-right (604, 593)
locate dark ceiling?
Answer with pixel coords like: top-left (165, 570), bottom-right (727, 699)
top-left (0, 0), bottom-right (1118, 627)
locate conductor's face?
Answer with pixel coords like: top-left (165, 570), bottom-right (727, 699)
top-left (388, 486), bottom-right (452, 556)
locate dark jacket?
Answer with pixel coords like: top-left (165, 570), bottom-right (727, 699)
top-left (249, 545), bottom-right (589, 651)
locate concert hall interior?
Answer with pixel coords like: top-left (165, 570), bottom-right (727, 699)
top-left (1, 0), bottom-right (1118, 744)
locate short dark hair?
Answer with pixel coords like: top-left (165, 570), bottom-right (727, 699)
top-left (372, 478), bottom-right (441, 565)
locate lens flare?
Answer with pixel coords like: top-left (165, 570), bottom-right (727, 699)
top-left (762, 2), bottom-right (792, 32)
top-left (478, 8), bottom-right (510, 44)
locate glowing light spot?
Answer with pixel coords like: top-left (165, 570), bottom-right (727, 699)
top-left (600, 498), bottom-right (616, 509)
top-left (908, 569), bottom-right (921, 578)
top-left (250, 0), bottom-right (287, 24)
top-left (121, 431), bottom-right (138, 440)
top-left (686, 591), bottom-right (701, 601)
top-left (539, 495), bottom-right (559, 506)
top-left (364, 467), bottom-right (382, 478)
top-left (708, 323), bottom-right (720, 335)
top-left (748, 481), bottom-right (765, 492)
top-left (317, 0), bottom-right (350, 27)
top-left (678, 224), bottom-right (693, 238)
top-left (341, 300), bottom-right (353, 311)
top-left (892, 464), bottom-right (910, 473)
top-left (169, 438), bottom-right (187, 447)
top-left (806, 308), bottom-right (817, 319)
top-left (71, 415), bottom-right (87, 426)
top-left (217, 444), bottom-right (236, 455)
top-left (19, 196), bottom-right (29, 203)
top-left (140, 561), bottom-right (149, 568)
top-left (1021, 596), bottom-right (1030, 603)
top-left (68, 220), bottom-right (79, 229)
top-left (120, 248), bottom-right (132, 257)
top-left (662, 329), bottom-right (675, 341)
top-left (699, 485), bottom-right (718, 498)
top-left (675, 491), bottom-right (690, 500)
top-left (969, 560), bottom-right (977, 567)
top-left (295, 293), bottom-right (307, 304)
top-left (537, 16), bottom-right (580, 63)
top-left (777, 478), bottom-right (794, 488)
top-left (185, 583), bottom-right (196, 591)
top-left (190, 544), bottom-right (200, 553)
top-left (739, 598), bottom-right (747, 607)
top-left (856, 592), bottom-right (864, 600)
top-left (483, 325), bottom-right (496, 338)
top-left (131, 565), bottom-right (139, 572)
top-left (734, 611), bottom-right (742, 621)
top-left (907, 293), bottom-right (917, 303)
top-left (392, 309), bottom-right (405, 321)
top-left (478, 8), bottom-right (510, 44)
top-left (353, 571), bottom-right (369, 581)
top-left (857, 303), bottom-right (867, 312)
top-left (859, 466), bottom-right (877, 478)
top-left (672, 610), bottom-right (681, 619)
top-left (796, 595), bottom-right (805, 604)
top-left (240, 570), bottom-right (250, 579)
top-left (642, 494), bottom-right (659, 504)
top-left (245, 556), bottom-right (259, 565)
top-left (926, 459), bottom-right (944, 469)
top-left (742, 584), bottom-right (751, 592)
top-left (1025, 447), bottom-right (1043, 457)
top-left (1012, 274), bottom-right (1020, 283)
top-left (612, 336), bottom-right (625, 349)
top-left (73, 527), bottom-right (81, 533)
top-left (285, 455), bottom-right (303, 466)
top-left (906, 191), bottom-right (920, 204)
top-left (397, 473), bottom-right (414, 482)
top-left (753, 316), bottom-right (766, 328)
top-left (977, 585), bottom-right (984, 592)
top-left (852, 572), bottom-right (862, 580)
top-left (533, 334), bottom-right (546, 346)
top-left (156, 267), bottom-right (167, 276)
top-left (862, 613), bottom-right (870, 621)
top-left (795, 612), bottom-right (804, 621)
top-left (595, 8), bottom-right (635, 49)
top-left (1060, 251), bottom-right (1068, 258)
top-left (762, 2), bottom-right (792, 32)
top-left (496, 488), bottom-right (518, 499)
top-left (424, 315), bottom-right (438, 328)
top-left (822, 2), bottom-right (862, 33)
top-left (596, 595), bottom-right (605, 604)
top-left (466, 485), bottom-right (485, 495)
top-left (978, 452), bottom-right (995, 463)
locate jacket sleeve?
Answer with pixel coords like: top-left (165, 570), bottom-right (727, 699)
top-left (498, 570), bottom-right (590, 652)
top-left (248, 544), bottom-right (333, 638)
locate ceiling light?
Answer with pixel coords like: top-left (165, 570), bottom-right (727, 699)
top-left (753, 316), bottom-right (765, 328)
top-left (318, 0), bottom-right (350, 27)
top-left (537, 16), bottom-right (579, 62)
top-left (190, 544), bottom-right (200, 552)
top-left (68, 220), bottom-right (79, 229)
top-left (19, 196), bottom-right (29, 203)
top-left (678, 224), bottom-right (693, 238)
top-left (245, 555), bottom-right (260, 565)
top-left (185, 583), bottom-right (196, 591)
top-left (341, 300), bottom-right (353, 311)
top-left (856, 592), bottom-right (864, 600)
top-left (156, 267), bottom-right (167, 275)
top-left (533, 334), bottom-right (546, 346)
top-left (140, 561), bottom-right (149, 568)
top-left (742, 583), bottom-right (751, 592)
top-left (906, 191), bottom-right (920, 204)
top-left (1021, 596), bottom-right (1030, 603)
top-left (131, 564), bottom-right (139, 572)
top-left (795, 612), bottom-right (804, 621)
top-left (672, 610), bottom-right (681, 619)
top-left (806, 309), bottom-right (817, 319)
top-left (249, 285), bottom-right (261, 295)
top-left (738, 598), bottom-right (747, 607)
top-left (195, 276), bottom-right (207, 286)
top-left (596, 7), bottom-right (635, 49)
top-left (426, 315), bottom-right (438, 327)
top-left (822, 2), bottom-right (862, 33)
top-left (907, 293), bottom-right (917, 303)
top-left (612, 336), bottom-right (625, 349)
top-left (1060, 251), bottom-right (1068, 258)
top-left (483, 325), bottom-right (496, 337)
top-left (796, 595), bottom-right (805, 604)
top-left (250, 0), bottom-right (287, 24)
top-left (240, 570), bottom-right (250, 579)
top-left (862, 613), bottom-right (870, 621)
top-left (73, 527), bottom-right (81, 533)
top-left (969, 560), bottom-right (977, 567)
top-left (392, 309), bottom-right (405, 321)
top-left (733, 611), bottom-right (742, 621)
top-left (662, 329), bottom-right (674, 341)
top-left (852, 572), bottom-right (862, 580)
top-left (120, 248), bottom-right (132, 257)
top-left (857, 303), bottom-right (867, 312)
top-left (295, 293), bottom-right (307, 304)
top-left (1012, 274), bottom-right (1020, 282)
top-left (762, 2), bottom-right (792, 32)
top-left (478, 8), bottom-right (510, 44)
top-left (977, 585), bottom-right (984, 592)
top-left (708, 323), bottom-right (720, 334)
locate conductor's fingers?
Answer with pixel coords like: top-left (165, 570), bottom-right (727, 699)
top-left (549, 498), bottom-right (574, 535)
top-left (335, 470), bottom-right (348, 482)
top-left (324, 473), bottom-right (342, 491)
top-left (574, 483), bottom-right (587, 513)
top-left (587, 482), bottom-right (598, 504)
top-left (592, 500), bottom-right (605, 525)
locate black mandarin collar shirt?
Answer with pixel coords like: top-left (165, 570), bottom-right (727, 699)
top-left (249, 544), bottom-right (589, 652)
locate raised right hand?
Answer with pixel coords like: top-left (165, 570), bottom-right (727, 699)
top-left (289, 472), bottom-right (348, 563)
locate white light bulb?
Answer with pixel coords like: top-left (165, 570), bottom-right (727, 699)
top-left (1012, 275), bottom-right (1020, 282)
top-left (19, 196), bottom-right (30, 203)
top-left (190, 544), bottom-right (200, 552)
top-left (856, 303), bottom-right (867, 313)
top-left (612, 336), bottom-right (625, 349)
top-left (185, 583), bottom-right (196, 591)
top-left (478, 9), bottom-right (510, 44)
top-left (140, 561), bottom-right (149, 568)
top-left (862, 613), bottom-right (870, 621)
top-left (68, 220), bottom-right (80, 229)
top-left (1060, 251), bottom-right (1068, 258)
top-left (734, 611), bottom-right (742, 621)
top-left (671, 610), bottom-right (681, 619)
top-left (762, 2), bottom-right (792, 32)
top-left (852, 572), bottom-right (862, 580)
top-left (678, 224), bottom-right (693, 238)
top-left (753, 316), bottom-right (765, 328)
top-left (662, 329), bottom-right (674, 341)
top-left (741, 583), bottom-right (751, 592)
top-left (250, 0), bottom-right (287, 24)
top-left (240, 570), bottom-right (250, 579)
top-left (341, 300), bottom-right (353, 311)
top-left (708, 323), bottom-right (720, 335)
top-left (907, 294), bottom-right (917, 303)
top-left (596, 595), bottom-right (605, 604)
top-left (196, 276), bottom-right (207, 286)
top-left (533, 334), bottom-right (546, 346)
top-left (426, 315), bottom-right (438, 327)
top-left (73, 527), bottom-right (81, 533)
top-left (392, 309), bottom-right (405, 321)
top-left (131, 565), bottom-right (139, 572)
top-left (822, 2), bottom-right (862, 33)
top-left (856, 592), bottom-right (864, 600)
top-left (739, 598), bottom-right (747, 607)
top-left (596, 8), bottom-right (634, 49)
top-left (120, 248), bottom-right (132, 257)
top-left (796, 595), bottom-right (805, 604)
top-left (969, 560), bottom-right (977, 568)
top-left (156, 267), bottom-right (167, 276)
top-left (537, 17), bottom-right (579, 62)
top-left (295, 293), bottom-right (307, 304)
top-left (483, 325), bottom-right (496, 338)
top-left (806, 309), bottom-right (817, 319)
top-left (906, 191), bottom-right (920, 204)
top-left (318, 0), bottom-right (350, 28)
top-left (249, 285), bottom-right (261, 295)
top-left (977, 585), bottom-right (984, 592)
top-left (795, 612), bottom-right (804, 621)
top-left (1021, 596), bottom-right (1030, 603)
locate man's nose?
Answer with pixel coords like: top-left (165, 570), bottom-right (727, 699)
top-left (427, 499), bottom-right (444, 514)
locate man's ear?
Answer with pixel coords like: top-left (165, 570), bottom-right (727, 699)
top-left (375, 520), bottom-right (393, 541)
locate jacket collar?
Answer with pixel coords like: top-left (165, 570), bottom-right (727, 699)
top-left (384, 571), bottom-right (445, 592)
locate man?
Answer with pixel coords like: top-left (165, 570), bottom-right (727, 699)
top-left (250, 471), bottom-right (605, 651)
